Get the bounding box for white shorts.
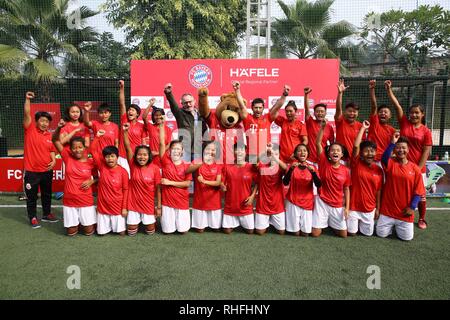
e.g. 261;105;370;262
191;209;222;229
63;206;97;228
222;214;255;230
117;157;131;178
312;196;347;231
161;206;190;233
347;209;375;236
127;210;156;226
376;214;414;241
285;199;312;233
255;212;285;231
97;213;126;235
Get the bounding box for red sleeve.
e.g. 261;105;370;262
424;128;432;146
184;163;193;181
90;140;104;169
221;165;228;186
274;115;285;127
400;114;409;130
113;122;119;140
299;122;307;136
60;148;70;161
413;167;426;196
242;114;253;129
91;121;98;133
154;166;161;185
344;167;351;187
121;114;128;125
121;168;129;210
327;123;335;144
335;115;344;125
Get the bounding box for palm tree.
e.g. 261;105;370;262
272;0;362;67
0;0;98;90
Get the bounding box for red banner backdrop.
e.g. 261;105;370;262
130;59;340;135
0;158;65;192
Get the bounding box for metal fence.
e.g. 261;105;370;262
0;76;448;158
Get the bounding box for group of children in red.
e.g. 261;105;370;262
23;79;431;241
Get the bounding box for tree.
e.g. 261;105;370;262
360;5;450;75
0;0;98;84
102;0;247;59
66;32;130;78
271;0;362;68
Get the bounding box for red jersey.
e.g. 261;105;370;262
256;163;284;214
91;120;119;155
205;111;245;164
286;165;318;210
318;152;351;208
380;159;425;222
274;116;308;163
242;113;272;156
127;160;161;215
95;159;129;215
119;114;146;158
60;148;95;207
161;152;192;210
367;115;396;162
222;163;257;216
306;117;334;163
400;115;432;173
60;122;90;148
335;115;362;158
349;156;383;213
192;163;222;211
146;123;172;168
23;124;55;172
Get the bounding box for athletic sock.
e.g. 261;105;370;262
418;201;427;221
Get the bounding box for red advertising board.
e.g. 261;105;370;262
130;59;340;135
0;158;65;192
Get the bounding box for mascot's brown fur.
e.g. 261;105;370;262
198;87;246;129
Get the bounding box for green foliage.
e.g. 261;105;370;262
0;0;99;82
102;0;247;59
66;32;130;78
271;0;362;71
360;5;450;75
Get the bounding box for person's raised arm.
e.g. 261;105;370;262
164;83;181;118
186;163;202;174
159;123;166;159
122;123;133;162
119;80;126;116
83;101;93;128
232;81;248;119
198;87;211;119
304;87;312;121
269;84;290;121
316;120;326;157
384;80;403;122
142;98;156;127
353;120;370;158
52;119;66;154
59;124;82;146
335;79;349;121
23;91;35;128
382;131;400;167
369;80;378;117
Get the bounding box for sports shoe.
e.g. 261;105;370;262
31;217;41;229
42;213;59;223
418;219;427;230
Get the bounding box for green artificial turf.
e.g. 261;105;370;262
0;195;449;300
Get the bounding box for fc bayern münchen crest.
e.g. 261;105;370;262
188;64;213;88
